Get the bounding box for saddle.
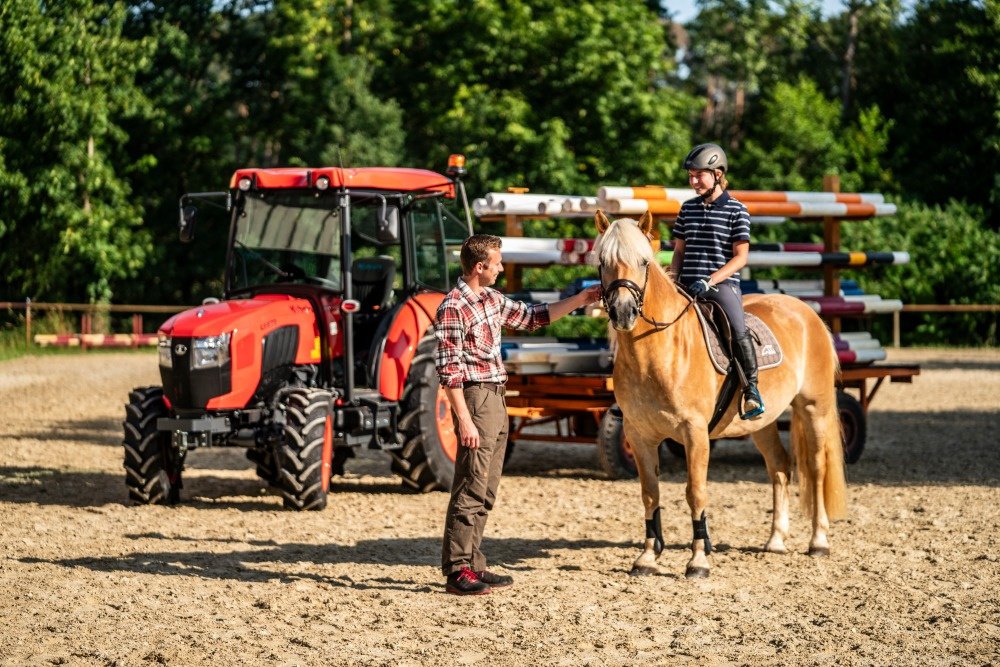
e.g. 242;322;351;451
690;299;783;432
693;303;783;374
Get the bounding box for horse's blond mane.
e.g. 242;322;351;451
594;218;655;270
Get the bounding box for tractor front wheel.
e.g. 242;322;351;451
123;386;182;504
275;388;333;510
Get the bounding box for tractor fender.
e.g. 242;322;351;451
377;292;445;401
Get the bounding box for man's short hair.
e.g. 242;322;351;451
460;234;502;275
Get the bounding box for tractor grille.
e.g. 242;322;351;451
159;336;232;409
252;326;300;403
261;325;299;374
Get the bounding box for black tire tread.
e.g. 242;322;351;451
275;388;332;510
122;386;179;505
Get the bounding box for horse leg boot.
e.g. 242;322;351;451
734;333;765;420
630;440;670;576
682;430;713;578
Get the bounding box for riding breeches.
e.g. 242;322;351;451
695;281;747;338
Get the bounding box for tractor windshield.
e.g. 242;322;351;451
231;190;343;291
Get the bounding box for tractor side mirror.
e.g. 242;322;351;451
377;206;400;243
179;205;198;243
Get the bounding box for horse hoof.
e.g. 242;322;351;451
629;565;661;577
808;546;830;557
685;566;710;579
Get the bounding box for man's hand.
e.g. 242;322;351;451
579;284;603;305
688;278;717;298
458;416;480;449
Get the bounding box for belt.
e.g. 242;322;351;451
463;381;505;395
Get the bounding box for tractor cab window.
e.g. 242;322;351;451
231;191;342;291
409;197;468;292
349;200;405;305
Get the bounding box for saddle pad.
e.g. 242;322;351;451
694;308;784;375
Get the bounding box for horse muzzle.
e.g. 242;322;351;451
605;297;639;331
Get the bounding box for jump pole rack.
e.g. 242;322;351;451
477;177;919;469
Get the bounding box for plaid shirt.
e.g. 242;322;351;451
435;277;551;388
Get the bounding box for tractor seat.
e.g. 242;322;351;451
351;255;396;313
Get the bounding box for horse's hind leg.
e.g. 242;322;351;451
750;423;791;553
791;400;836;557
630;438;669;576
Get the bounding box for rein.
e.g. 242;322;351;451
601;261;695;331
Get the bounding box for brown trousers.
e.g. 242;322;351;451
441;383;508;576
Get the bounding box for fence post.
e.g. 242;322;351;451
25;298;32;349
132;313;142;349
893;311;900;347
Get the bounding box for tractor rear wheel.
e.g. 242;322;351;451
391;334;458;492
123;386;182;504
275;388;333;510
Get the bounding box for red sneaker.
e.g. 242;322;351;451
446;567;491;595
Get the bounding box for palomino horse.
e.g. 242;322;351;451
594;210;846;578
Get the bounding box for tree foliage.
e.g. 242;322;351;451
0;0;155;303
371;0;698;193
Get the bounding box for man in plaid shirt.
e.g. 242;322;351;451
436;233;602;595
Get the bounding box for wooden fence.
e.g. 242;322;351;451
0;300;187;349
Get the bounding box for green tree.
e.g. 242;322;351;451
0;0;155;303
879;0;999;222
684;0;818;147
840;200;999;344
372;0;697;194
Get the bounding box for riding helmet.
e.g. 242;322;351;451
683;143;728;173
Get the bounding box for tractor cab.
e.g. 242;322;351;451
218;169;469;395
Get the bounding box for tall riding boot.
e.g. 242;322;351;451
733;333;765;419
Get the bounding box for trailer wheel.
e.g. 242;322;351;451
838;390;866;464
392;334;458;492
275;388;333;510
597;405;637;479
123;386;182;505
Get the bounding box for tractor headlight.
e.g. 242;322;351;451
158;334;172;368
192;333;232;368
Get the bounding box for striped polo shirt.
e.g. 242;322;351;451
671;190;751;286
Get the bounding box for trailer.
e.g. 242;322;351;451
504;361;919;479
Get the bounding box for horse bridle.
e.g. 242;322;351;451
600;261;694;330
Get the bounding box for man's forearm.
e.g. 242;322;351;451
547;292;590;321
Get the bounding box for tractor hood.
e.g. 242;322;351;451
160;294;316;339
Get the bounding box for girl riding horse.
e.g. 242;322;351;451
595;209;846;578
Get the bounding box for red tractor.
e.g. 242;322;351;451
124;159;472;509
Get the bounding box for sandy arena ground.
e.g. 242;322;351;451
1;347;998;666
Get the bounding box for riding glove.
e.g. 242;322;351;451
689;278;717;298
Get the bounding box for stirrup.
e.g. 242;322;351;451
740;386;765;420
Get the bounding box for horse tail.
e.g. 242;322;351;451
823;406;848;520
790;409;812;516
790;401;848;521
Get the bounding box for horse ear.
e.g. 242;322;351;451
595;209;610;234
638;210;655;236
